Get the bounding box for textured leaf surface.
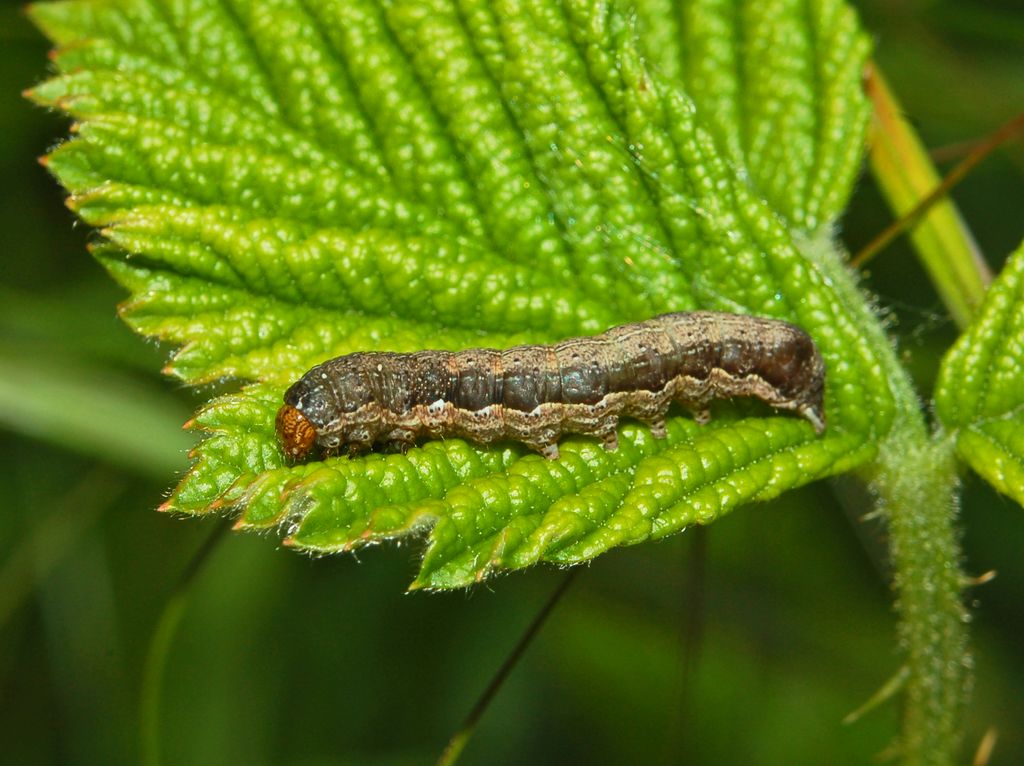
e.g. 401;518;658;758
31;0;888;587
635;0;871;231
936;242;1024;506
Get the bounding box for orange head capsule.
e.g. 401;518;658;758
276;404;317;461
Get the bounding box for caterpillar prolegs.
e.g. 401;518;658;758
276;311;826;461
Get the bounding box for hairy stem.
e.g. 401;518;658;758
802;232;970;763
874;431;969;764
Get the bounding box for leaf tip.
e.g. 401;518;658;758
475;564;496;583
207;492;236;512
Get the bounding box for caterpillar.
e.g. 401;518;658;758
276;311;826;461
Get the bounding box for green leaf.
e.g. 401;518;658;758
635;0;872;231
935;241;1024;506
30;0;890;587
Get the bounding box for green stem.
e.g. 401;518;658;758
863;66;991;329
873;432;969;764
436;571;577;766
802;233;970;764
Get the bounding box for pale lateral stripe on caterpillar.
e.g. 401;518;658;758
276;311;826;461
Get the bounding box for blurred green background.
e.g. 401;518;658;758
2;1;1022;764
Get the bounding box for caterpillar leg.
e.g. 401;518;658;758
382;428;418;454
647;418;667;439
601;430;619;451
540;442;560;461
342;437;377;458
692;408;711;425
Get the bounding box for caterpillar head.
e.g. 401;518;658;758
275;404;317;461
